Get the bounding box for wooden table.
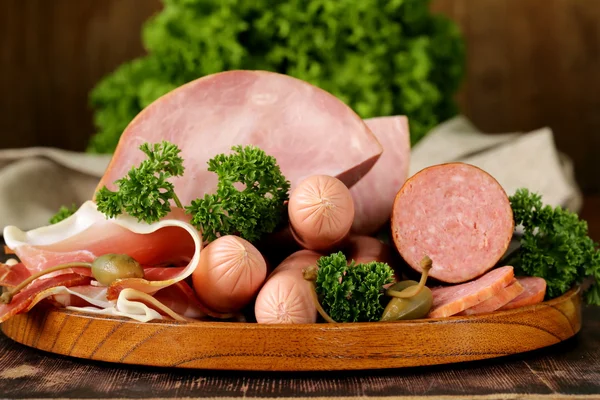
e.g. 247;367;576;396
1;196;599;399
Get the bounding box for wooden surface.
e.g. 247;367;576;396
0;0;599;193
0;287;582;372
0;305;597;399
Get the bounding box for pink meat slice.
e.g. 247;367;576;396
460;278;525;315
499;277;547;310
96;70;383;204
391;163;514;283
0;274;91;323
0;262;31;288
428;266;515;318
351;116;411;235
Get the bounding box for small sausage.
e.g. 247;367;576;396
288;175;354;252
428;266;515;318
346;235;395;264
499;277;547;310
460;279;524;315
391;163;514;284
192;235;267;313
254;250;322;324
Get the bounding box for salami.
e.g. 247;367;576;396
96;71;383;204
350;116;411;235
499;277;547;310
428;266;515;318
460;279;524;315
391;163;514;283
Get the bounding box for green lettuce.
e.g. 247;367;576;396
88;0;465;153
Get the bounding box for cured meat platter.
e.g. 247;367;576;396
0;70;596;372
1;286;581;371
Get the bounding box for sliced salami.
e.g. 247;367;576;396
391;162;514;283
428;266;515;318
460;279;524;315
499;276;547;310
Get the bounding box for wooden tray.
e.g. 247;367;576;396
1;287;582;371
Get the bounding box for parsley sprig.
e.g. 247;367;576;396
314;252;395;322
185;145;290;243
95;141;290;244
509;188;600;305
49;204;77;224
96;141;184;224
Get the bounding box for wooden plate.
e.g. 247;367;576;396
1;287;582;371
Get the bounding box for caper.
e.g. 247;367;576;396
381;280;433;321
91;254;144;286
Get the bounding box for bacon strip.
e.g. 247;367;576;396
0;274;91;323
0;262;31;288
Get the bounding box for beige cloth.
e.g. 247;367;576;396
0;116;582;231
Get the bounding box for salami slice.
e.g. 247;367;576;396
460;279;524;315
391;162;514;283
428;266;515;318
499;277;547;310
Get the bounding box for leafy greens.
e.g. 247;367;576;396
315;252;395;322
509;188;600;305
87;0;465;153
94;141;289;244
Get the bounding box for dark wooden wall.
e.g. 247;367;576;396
0;0;599;193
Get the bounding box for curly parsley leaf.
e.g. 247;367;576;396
315;251;395;322
185;145;290;243
509;188;600;305
49;204;77;224
95;141;184;224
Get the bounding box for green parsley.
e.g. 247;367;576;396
185;145;290;243
49;204;77;224
509;188;600;305
95;141;184;224
313;252;395;322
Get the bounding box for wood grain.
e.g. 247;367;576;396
0;287;582;372
0;0;599;193
0;305;598;398
430;0;600;194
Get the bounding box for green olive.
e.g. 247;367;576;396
91;254;144;286
380;280;433;321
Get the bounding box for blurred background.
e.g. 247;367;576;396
0;0;598;236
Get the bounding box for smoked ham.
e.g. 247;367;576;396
460;279;524;315
499;277;547;310
351;116;411;235
96;70;383;204
391;163;514;283
428;266;515;318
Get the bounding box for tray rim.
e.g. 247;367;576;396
25;285;580;329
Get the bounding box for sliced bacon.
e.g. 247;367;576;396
2;201;204;322
0;262;31;288
428;266;515;318
499;277;547;310
460;279;524;315
0;274;91;323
